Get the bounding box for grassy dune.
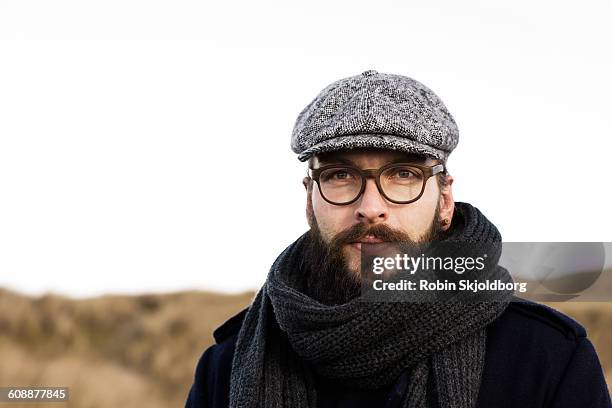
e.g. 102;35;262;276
0;288;609;407
0;289;254;407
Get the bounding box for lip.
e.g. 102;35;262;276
353;235;384;244
349;235;387;254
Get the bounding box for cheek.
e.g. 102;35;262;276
312;189;353;242
394;182;439;235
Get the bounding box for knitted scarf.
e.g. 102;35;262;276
229;202;513;408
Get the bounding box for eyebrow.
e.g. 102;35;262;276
317;154;428;166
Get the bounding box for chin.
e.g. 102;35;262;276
342;247;361;277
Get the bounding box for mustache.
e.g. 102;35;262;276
328;223;414;249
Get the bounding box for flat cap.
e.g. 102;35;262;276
291;70;459;162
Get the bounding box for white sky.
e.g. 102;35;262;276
1;0;611;297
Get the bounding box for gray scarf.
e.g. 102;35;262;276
230;202;513;408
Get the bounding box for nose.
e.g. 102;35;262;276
354;178;389;224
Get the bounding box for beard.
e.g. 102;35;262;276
302;193;448;305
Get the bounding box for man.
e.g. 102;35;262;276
186;70;611;407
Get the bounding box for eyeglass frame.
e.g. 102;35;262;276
307;162;446;205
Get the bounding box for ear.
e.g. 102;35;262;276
438;174;455;231
302;176;311;191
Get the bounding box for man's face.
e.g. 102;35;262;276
304;148;455;279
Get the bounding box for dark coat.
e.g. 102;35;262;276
185;299;611;408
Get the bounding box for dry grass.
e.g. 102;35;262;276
0;288;609;407
0;288;254;407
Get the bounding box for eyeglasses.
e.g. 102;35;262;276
308;162;445;205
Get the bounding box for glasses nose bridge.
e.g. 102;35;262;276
361;168;381;180
358;168;384;199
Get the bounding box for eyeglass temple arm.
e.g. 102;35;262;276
431;164;445;176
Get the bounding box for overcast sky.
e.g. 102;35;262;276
1;0;611;297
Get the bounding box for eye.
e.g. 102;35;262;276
333;170;348;179
384;166;423;183
397;169;415;178
390;168;417;179
320;168;358;183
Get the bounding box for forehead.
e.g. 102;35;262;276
312;148;433;166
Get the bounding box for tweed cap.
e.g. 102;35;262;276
291;70;459;162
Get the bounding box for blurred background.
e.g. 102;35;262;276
0;0;610;405
0;289;609;406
